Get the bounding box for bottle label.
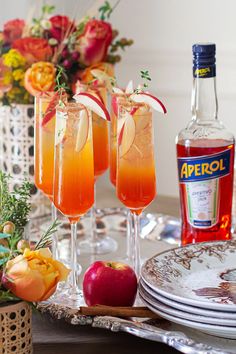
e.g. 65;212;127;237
178;149;231;228
193;65;216;78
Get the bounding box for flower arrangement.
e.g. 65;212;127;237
0;172;69;304
0;2;133;105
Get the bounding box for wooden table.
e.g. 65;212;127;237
33;187;181;354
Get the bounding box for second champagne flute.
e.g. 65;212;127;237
53;101;94;305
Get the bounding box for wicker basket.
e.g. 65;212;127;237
0;301;32;354
0;104;47;218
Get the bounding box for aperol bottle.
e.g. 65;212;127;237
176;44;235;245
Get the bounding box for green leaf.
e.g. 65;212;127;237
0;245;10;253
0;233;11;239
0;257;9;265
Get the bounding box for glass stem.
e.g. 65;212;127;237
126;210;132;261
132;212;141;277
51;203;58;259
70;222;78;293
90;184;99;246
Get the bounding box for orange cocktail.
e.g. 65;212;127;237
53;101;94;303
92;86;109;179
34;91;65;199
109;92;121;186
117;98;156;274
54;103;94;222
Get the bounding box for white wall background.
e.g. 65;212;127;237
1;0;236;197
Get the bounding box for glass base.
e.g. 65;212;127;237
48;287;85;308
79;236;117;255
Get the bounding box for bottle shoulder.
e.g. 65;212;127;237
176;118;235;145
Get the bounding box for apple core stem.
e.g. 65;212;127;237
132;212;141;277
71;221;79;293
51;202;58;259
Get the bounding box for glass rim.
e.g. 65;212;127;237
56;100;89;113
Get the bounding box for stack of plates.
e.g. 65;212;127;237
140;240;236;339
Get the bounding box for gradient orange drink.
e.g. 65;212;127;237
109;92;122;186
53;102;94;223
91;85;109;179
34;91;66;199
117;99;156;215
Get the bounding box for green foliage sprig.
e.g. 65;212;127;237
35;219;60;250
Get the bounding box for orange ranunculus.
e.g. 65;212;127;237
3;248;70;302
3;19;25;44
24;61;56;96
12;37;53;64
80;62;114;84
77;19;112;66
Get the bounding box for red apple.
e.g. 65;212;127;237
83;261;137;306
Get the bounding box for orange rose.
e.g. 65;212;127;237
24;61;56;96
12;37;53;64
3;248;70;302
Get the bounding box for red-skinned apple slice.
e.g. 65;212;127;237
73;92;110;121
76;109;89;153
130;92;167;114
125;80;134;94
55;110;67;146
112;87;124;94
118;113;135;158
41;91;59;127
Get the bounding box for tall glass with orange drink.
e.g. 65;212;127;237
34;91;66;257
76;83;117;255
53;101;94;304
117;97;156;276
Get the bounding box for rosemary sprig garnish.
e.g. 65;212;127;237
55;65;69;93
34;219;60;250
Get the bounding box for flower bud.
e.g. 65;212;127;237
41;19;52;30
2;221;15;234
48;38;58;46
17;239;30;253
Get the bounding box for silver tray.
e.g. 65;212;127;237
34;208;235;353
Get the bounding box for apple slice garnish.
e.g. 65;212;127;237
125;80;134;94
90;69;114;92
73;92;110;121
41;91;59;127
76;109;89;153
118;113;135;158
130;92;167;114
112;87;124;94
55;110;67;146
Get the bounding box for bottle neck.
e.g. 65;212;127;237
191;76;218;122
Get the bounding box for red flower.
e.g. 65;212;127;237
12;38;53;64
3;19;25;44
77;19;112;66
49;15;75;42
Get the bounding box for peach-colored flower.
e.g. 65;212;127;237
12;37;53;64
24;61;56;96
80;62;114;83
77;19;112;66
3;19;25;44
3;248;70;302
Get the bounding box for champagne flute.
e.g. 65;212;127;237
53;101;94;304
77;83;117;254
116;97;156;276
34;91;66;258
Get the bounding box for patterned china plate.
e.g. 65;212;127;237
141;240;236;311
140;278;236;319
139;283;236;326
140;293;236;339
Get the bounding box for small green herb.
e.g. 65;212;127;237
35;219;60;250
141;70;151;88
42;5;55;15
99;0;120;20
55;65;69;93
